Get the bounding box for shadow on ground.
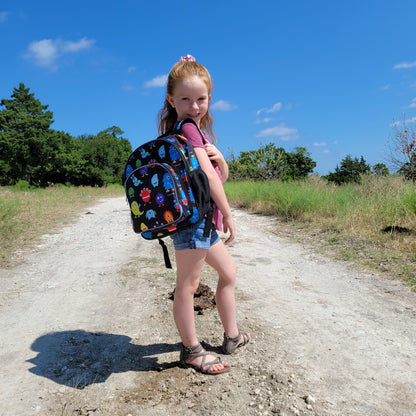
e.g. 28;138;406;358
27;330;179;389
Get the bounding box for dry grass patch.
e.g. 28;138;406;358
225;176;416;288
0;185;123;267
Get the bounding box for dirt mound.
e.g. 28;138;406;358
169;283;216;314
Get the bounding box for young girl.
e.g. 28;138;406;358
158;55;250;375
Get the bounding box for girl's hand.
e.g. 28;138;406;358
204;143;223;163
222;214;236;244
205;143;229;182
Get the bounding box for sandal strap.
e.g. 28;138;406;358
180;343;209;364
222;331;250;354
200;356;221;373
180;343;229;374
182;343;204;357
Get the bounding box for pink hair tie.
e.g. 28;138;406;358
179;54;196;62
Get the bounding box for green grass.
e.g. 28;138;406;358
1;177;415;288
225;175;416;288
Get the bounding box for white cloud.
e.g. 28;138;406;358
256;102;282;116
393;61;416;70
24;37;95;70
0;11;8;22
25;39;60;69
409;98;416;108
211;100;237;111
380;84;391;91
256;123;299;141
313;142;327;147
61;37;95;53
127;66;137;72
144;74;168;88
254;117;274;124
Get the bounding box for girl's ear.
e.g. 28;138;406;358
166;94;175;108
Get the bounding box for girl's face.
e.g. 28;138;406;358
167;75;211;127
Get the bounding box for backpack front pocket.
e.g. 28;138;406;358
125;163;190;236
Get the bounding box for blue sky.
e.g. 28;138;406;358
1;0;416;175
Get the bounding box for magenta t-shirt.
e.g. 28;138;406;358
179;122;224;232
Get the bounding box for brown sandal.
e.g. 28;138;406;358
221;331;250;354
180;343;230;375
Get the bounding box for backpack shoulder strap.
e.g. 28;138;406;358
175;118;207;145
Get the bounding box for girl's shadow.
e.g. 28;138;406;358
27;330;179;389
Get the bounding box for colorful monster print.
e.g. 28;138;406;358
126;164;133;178
124;119;211;253
188;186;196;203
172;198;180;212
151;173;159;187
156;193;165;206
169;145;181;163
163;210;174;223
140;148;150;158
140;188;151;203
180;189;188;206
190;154;199;170
158;145;165;158
180;169;189;182
139;166;148;175
132;175;142;186
146;209;156;220
189;208;199;223
162;172;174;191
131;201;143;217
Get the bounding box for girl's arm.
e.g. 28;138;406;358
204;143;229;182
194;147;235;244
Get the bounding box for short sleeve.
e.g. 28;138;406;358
181;123;209;148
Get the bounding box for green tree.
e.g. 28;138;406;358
79;126;132;186
284;147;316;180
228;144;286;180
326;155;371;185
30;130;87;186
0;83;54;185
228;143;316;181
372;163;389;176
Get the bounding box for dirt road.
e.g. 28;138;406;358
0;197;415;416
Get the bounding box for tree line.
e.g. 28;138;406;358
0;83;132;187
1;83;413;188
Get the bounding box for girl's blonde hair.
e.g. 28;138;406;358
157;60;216;143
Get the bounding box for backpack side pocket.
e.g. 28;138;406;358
189;169;211;216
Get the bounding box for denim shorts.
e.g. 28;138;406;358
171;218;220;250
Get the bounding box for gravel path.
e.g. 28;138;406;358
0;197;415;416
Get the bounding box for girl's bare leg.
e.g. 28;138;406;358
173;248;228;372
206;240;250;343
